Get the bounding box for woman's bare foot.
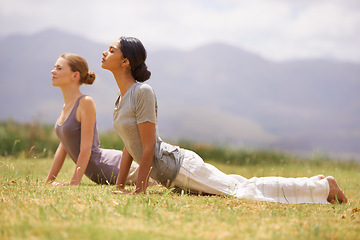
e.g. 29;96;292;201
326;176;348;204
316;174;325;180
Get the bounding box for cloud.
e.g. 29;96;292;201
1;0;359;62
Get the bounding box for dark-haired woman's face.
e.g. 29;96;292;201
102;40;124;71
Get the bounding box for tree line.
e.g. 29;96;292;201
1;119;336;166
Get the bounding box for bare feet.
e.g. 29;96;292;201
326;176;348;204
316;174;325;180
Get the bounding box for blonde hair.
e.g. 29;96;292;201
60;53;95;85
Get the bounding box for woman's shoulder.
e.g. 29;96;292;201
136;82;153;91
78;95;96;112
134;82;155;96
75;95;96;123
79;95;95;105
80;95;94;102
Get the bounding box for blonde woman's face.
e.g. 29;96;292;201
51;57;76;87
101;40;125;71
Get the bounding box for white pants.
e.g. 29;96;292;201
171;150;330;204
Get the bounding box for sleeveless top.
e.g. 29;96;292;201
113;83;184;187
55;95;122;184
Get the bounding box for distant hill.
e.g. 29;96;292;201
1;29;359;160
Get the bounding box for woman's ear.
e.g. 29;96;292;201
121;58;130;67
72;71;81;82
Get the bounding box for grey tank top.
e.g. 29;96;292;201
55;95;122;184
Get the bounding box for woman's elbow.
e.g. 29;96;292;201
143;146;155;159
79;145;92;156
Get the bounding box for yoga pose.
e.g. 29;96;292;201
102;37;347;204
46;53;154;186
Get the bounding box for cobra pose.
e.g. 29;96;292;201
102;37;347;204
46;53;157;186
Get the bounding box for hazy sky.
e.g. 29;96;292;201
1;0;360;62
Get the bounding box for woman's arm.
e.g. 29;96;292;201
70;96;96;185
45;142;67;183
135;121;156;194
115;146;133;189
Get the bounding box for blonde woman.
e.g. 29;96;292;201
46;53;153;186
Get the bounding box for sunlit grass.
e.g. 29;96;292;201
1;157;359;240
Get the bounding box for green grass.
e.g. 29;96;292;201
1;156;359;240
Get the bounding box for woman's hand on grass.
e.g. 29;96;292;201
51;182;68;186
112;189;138;195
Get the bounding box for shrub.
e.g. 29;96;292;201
0;119;58;158
176;139;298;166
99;130;124;150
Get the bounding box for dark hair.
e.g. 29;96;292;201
119;37;151;82
60;53;95;85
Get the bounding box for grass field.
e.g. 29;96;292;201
1;156;359;240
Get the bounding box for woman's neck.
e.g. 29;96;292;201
60;85;82;105
112;70;136;96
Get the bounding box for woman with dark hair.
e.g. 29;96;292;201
46;53;157;186
102;37;347;204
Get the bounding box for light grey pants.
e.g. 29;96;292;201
171;150;329;204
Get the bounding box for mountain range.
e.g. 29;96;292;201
1;29;359;160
